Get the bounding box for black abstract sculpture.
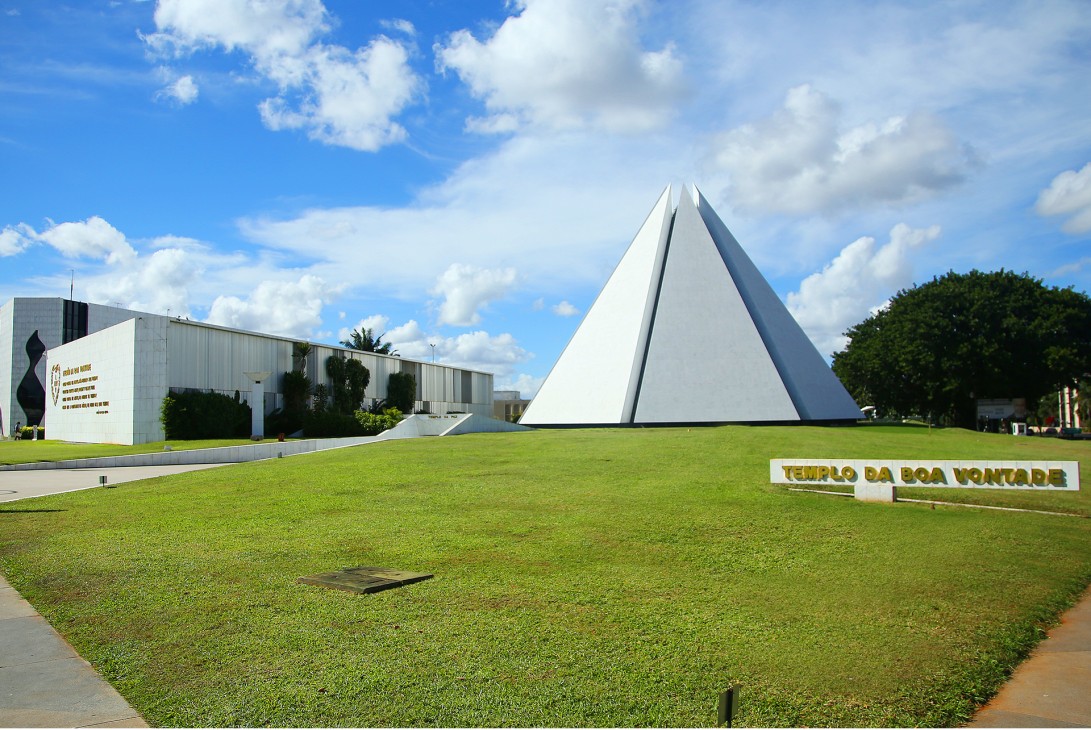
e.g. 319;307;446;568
16;330;46;427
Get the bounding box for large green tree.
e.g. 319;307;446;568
831;270;1091;428
325;355;371;414
341;327;396;355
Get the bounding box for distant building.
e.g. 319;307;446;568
1056;385;1083;431
1;297;492;444
521;185;862;427
493;390;531;423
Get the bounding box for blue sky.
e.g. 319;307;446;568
2;0;1090;397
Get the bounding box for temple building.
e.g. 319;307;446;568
521;185;862;426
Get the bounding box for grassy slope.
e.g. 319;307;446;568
0;424;1088;727
0;439;284;466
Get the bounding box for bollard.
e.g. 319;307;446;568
99;475;109;488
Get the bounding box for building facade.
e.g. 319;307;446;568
2;297;493;444
492;390;531;423
1;298;144;436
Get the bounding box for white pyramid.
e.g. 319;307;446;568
521;185;862;426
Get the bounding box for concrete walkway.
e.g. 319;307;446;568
0;574;147;728
0;414;530;476
970;586;1091;727
0;434;388;473
0;463;230;503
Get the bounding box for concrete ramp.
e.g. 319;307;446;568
385;414;532;439
0;416;531;474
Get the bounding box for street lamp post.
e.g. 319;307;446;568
430;343;436;363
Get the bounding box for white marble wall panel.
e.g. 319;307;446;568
46;319;140;444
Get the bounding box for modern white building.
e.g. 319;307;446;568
1;297;493;444
521;185;862;426
1;298;142;437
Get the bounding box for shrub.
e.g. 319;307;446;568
268;370;312;436
18;426;44;440
311;384;330;413
161;389;251;440
265;408;302;438
282;370;312;414
354;407;404;436
386;372;416;413
302;410;364;438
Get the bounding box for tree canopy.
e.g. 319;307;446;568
325;355;371;414
341;327;396;355
386;372;417;413
831;270;1091;428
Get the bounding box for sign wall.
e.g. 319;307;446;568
770;459;1080;491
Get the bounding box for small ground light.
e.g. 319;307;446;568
99;475;109;488
718;685;740;727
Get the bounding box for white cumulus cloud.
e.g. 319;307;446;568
146;0;421;151
156;74;199;105
551;300;579;316
787;222;941;357
17;216;137;265
0;224;33;256
436;0;683;133
494;373;545;400
1036;162;1091;234
335;314;530;379
86;246;201;317
145;0;328;59
257;38;420;150
430;264;518;327
206;274;336;337
380;18;416;36
713;85;973;215
440;330;530;377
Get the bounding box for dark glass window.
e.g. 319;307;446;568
62;300;89;344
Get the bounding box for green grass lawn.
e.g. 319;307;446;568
0;424;1088;727
0;438;292;466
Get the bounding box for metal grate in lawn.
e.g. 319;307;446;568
297;566;433;594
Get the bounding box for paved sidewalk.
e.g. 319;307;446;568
0;574;147;728
970;586;1091;727
0;463;230;503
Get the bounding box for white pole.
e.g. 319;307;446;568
251;388;264;438
244;371;272;440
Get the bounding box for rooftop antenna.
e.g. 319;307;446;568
69;269;74;300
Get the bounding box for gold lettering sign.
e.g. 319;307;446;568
55;362;109;415
770;459;1079;491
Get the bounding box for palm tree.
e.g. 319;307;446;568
293;342;312;376
341;327;396;355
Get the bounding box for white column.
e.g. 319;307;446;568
244;371;272;439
